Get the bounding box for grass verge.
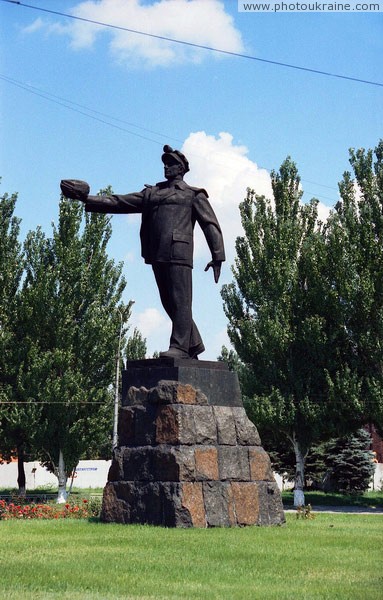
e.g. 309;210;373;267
282;490;383;508
1;513;382;600
0;486;104;496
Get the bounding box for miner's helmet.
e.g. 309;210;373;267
161;145;190;174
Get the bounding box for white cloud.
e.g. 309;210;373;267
123;250;136;263
211;327;232;359
316;200;331;224
29;0;244;68
22;18;44;34
182;131;272;266
22;17;68;37
130;307;170;356
131;307;168;337
182;131;333;265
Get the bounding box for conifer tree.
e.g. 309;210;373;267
322;429;375;494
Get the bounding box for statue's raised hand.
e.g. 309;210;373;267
60;179;90;202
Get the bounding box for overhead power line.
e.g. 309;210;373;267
0;73;339;202
0;73;167;146
2;0;382;88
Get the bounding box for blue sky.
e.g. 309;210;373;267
1;0;382;359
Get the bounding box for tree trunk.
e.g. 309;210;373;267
67;465;78;497
292;436;306;507
17;444;26;497
56;449;68;503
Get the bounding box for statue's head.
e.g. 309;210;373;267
161;145;190;177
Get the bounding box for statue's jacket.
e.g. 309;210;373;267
85;180;225;268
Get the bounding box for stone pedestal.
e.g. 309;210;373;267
101;359;285;527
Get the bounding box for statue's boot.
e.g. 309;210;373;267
188;343;205;359
159;347;190;359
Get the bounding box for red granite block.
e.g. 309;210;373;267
181;482;206;527
156;405;196;444
231;482;260;525
249;447;274;481
156;405;179;444
194;447;219;480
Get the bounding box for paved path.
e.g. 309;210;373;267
284;505;383;514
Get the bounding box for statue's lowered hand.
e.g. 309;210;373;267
204;260;222;283
60;179;90;201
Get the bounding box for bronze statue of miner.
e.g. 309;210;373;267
60;145;225;360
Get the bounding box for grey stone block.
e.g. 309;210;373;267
121;447;153;482
218;446;251;481
126;386;150;406
162;482;193;527
257;481;286;525
139;482;163;525
107;447;123;482
118;406;135;446
202;481;231;527
249;446;275;481
213;406;237;445
134;405;157;445
152;445;195;481
194;406;217;444
232;407;261;445
178;404;196;428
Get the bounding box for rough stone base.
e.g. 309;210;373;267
102;480;283;527
101;373;285;527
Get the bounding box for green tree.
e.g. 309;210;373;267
17;198;129;501
221;158;346;506
0;189;37;494
326;141;383;435
0;191;22;389
321;429;375;494
125;327;147;360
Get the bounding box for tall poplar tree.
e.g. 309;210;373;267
0;189;33;493
326;141;383;434
221;145;383;504
17;198;129;501
222;159;340;505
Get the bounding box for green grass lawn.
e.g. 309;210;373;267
1;514;382;600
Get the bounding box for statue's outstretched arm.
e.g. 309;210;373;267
60;179;144;214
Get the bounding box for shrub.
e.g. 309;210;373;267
0;498;96;520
